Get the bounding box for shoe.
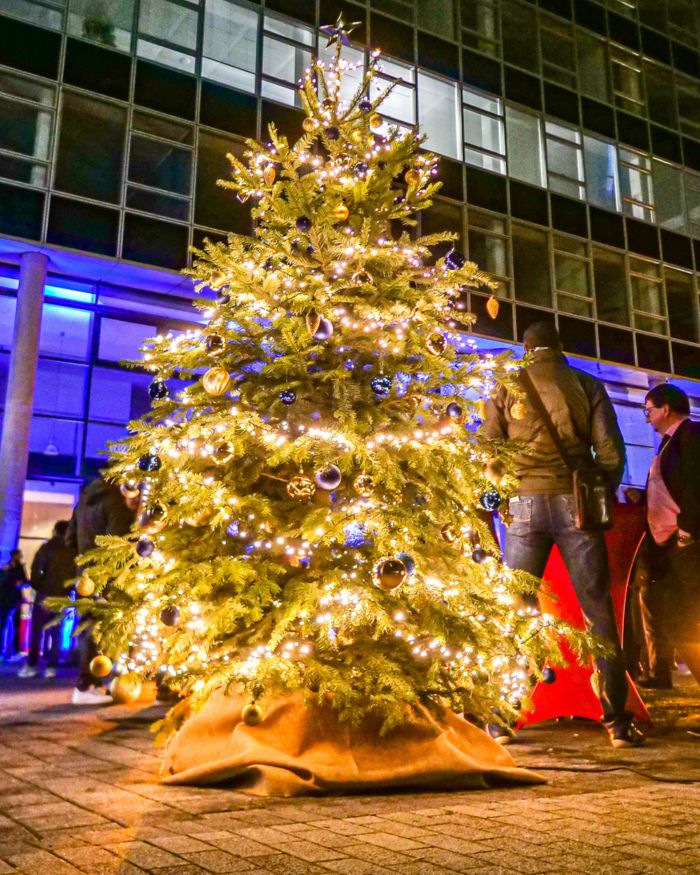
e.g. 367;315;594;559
18;665;38;678
637;676;673;690
486;723;516;745
608;721;646;748
71;687;110;705
7;652;25;663
43;667;57;678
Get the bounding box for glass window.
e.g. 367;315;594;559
668;0;700;48
653;160;686;233
665;267;698;343
460;0;499;57
417;0;456;40
33;359;87;418
89;367;152;423
67;0;136;52
619;148;654;223
500;0;538;73
583;136;620;212
540;18;576;89
630;258;666;335
511;223;551;307
684;171;700;236
0;297;17;351
84;421;129;464
644;63;677;130
463;87;505;174
98;318;157;363
553;235;592;317
0;94;53;188
0;72;55;107
371;58;416;130
467;210;510;298
611;47;644;116
139;0;198;50
262;15;314;109
39;304;92;360
2;0;64;29
55;92;127;204
677;78;700;139
128;135;192;196
577;32;609;103
417;72;460;160
195;131;250;232
30;417;83;462
505;107;544;187
318;45;365;105
545;122;584;200
638;0;666;30
593;248;629;326
202;0;258;93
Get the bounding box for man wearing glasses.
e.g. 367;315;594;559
641;384;700;690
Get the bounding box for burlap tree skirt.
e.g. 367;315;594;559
161;690;544;796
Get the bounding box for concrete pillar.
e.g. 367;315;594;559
0;252;48;562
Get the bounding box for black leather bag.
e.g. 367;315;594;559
520;370;614;531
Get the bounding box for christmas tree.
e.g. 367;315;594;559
66;24;595;743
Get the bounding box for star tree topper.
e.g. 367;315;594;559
320;13;362;47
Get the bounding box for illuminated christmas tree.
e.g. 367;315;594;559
67;23;594;746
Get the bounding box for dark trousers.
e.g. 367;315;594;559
76;625;101;690
27;603;60;669
0;605;21;655
645;536;700;685
505;493;629;726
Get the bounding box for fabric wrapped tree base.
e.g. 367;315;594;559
162;690;544;796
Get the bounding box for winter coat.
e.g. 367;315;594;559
0;561;28;609
483;348;626;496
65;478;135;555
30;536;77;603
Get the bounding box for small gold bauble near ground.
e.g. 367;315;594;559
369;112;382;129
331;203;349;222
426;332;447;355
349;128;363;143
75;575;95;597
353;474;375;497
202;366;231;396
486;295;500;319
263;165;276;186
89;655;113;678
302;117;317;133
376;557;407;592
441;523;458;543
404;169;421;187
305;312;322;336
110;673;142;704
242;702;263;726
287;474;316;501
510;401;527;420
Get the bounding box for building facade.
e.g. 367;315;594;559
0;0;699;562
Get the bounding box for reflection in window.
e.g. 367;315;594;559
644;63;677;129
138;0;199;71
511;223;551;307
593;248;628;326
583;136;619;212
677;78;700;139
417;0;456;40
89;367;152;423
467;210;510;298
39;305;92;360
67;0;136;52
84;421;129;467
684;171;700;236
29;417;83;464
2;0;64;29
668;0;700;48
540;18;575;89
0;72;54;188
506;107;545;187
460;0;499;57
611;47;644;116
619;148;654;223
577;32;609;103
417;72;460;160
545;122;584;200
653;160;686;233
203;0;258;92
33;359;87;418
500;0;538;73
630;258;666;335
463;88;505;174
127;126;192;222
98;318;157;363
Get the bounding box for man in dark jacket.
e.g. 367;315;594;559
483;322;642;748
19;521;76;678
0;549;29;661
640;384;700;690
66;477;138;704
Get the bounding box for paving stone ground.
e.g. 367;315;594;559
1;667;700;874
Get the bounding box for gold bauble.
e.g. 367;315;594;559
376;557;407;592
510;401;527;420
426;332;447;355
185;508;212;527
302;117;317;133
209;271;229;291
212;440;234;465
89;655;113;679
202;367;231;396
242;702;263;726
75;575;95;598
476;399;487;420
331;203;349;222
305;312;322;336
353;474;375;497
110;673;142;704
351;270;372;286
404;169;421;187
349;128;363;144
369;112;382;129
263;165;276;186
484;457;507;484
287;474;316;501
441;524;458;543
486;296;500;319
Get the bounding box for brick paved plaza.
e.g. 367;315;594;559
1;669;699;875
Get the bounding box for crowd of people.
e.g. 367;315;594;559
1;321;698;738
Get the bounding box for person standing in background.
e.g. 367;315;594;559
0;549;29;661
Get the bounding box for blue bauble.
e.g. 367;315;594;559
542;666;556;684
344;522;366;548
359;98;372;112
315;464;342;490
445;249;465;270
324;126;340;140
446;402;463;418
149;380;168;400
226;520;240;537
354;161;369;175
138;453;161;473
313;318;334;341
371;375;392;397
296;216;312;232
471;548;488;564
396;552;415;575
136;538;155;558
279;389;296;405
480;489;501;511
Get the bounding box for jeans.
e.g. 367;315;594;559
27;602;60;669
505;493;629;726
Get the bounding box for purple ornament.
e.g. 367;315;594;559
480;489;502;511
313;318;334;341
371;375;392;397
160;606;180;627
445;249;465;270
446;402;463;418
471;548;488;564
138;453;161;473
136;538;155;558
149;380;168;400
279;389;296;405
296;216;312;232
324;126;340;140
359;98;372;112
315;464;342;490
